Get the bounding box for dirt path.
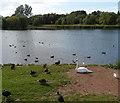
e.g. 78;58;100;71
58;66;119;96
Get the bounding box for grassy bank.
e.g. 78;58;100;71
28;24;120;30
2;64;119;102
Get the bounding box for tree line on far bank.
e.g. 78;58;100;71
1;4;120;30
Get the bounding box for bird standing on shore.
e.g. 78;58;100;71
45;68;48;73
39;79;47;85
30;70;36;77
43;64;47;68
57;92;64;102
2;90;11;97
2;90;13;103
11;64;15;70
55;60;60;65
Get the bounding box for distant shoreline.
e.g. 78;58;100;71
28;25;120;30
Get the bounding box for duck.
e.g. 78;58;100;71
23;45;26;47
35;60;39;63
72;53;76;56
41;42;44;44
87;56;91;58
102;52;106;54
27;54;30;57
43;64;47;68
2;90;11;97
57;92;64;102
30;70;36;75
24;58;27;61
45;68;48;73
50;55;54;58
11;64;15;70
39;79;47;84
55;60;60;65
35;57;38;59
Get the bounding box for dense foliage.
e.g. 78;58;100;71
1;4;120;30
2;15;28;30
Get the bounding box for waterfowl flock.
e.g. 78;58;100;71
5;40;116;102
7;38;111;66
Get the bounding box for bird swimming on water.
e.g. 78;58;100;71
50;55;54;58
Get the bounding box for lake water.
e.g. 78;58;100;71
1;30;118;65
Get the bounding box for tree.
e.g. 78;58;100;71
2;17;8;29
55;17;67;25
18;16;28;29
5;15;28;30
99;12;117;25
6;16;20;29
91;10;103;15
15;4;32;17
66;14;75;24
0;16;2;29
83;15;97;25
61;18;67;25
55;18;62;25
71;10;87;16
117;11;120;15
33;17;40;26
117;16;120;25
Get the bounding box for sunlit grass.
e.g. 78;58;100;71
2;64;118;102
2;64;74;101
100;61;120;70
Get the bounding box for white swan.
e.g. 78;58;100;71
75;59;92;73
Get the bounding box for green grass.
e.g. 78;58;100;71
100;61;120;70
43;24;120;27
2;64;74;101
2;64;119;102
63;93;118;101
28;24;120;30
85;64;98;67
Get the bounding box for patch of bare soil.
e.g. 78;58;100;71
58;66;119;96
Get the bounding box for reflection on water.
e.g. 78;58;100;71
1;30;118;65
